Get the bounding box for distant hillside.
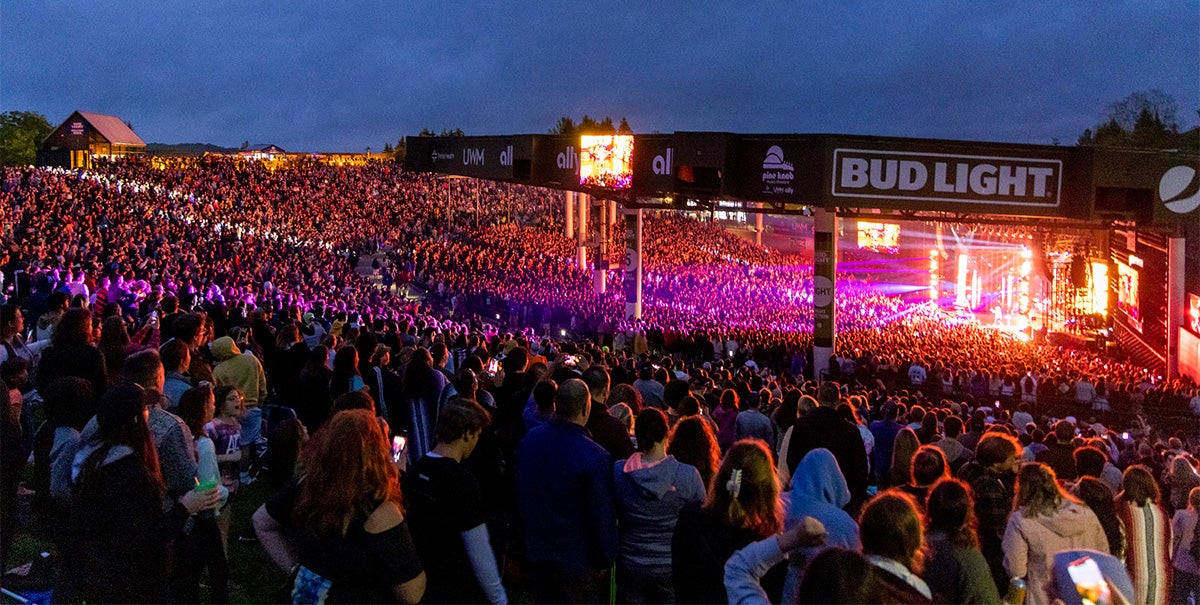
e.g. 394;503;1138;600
144;142;238;156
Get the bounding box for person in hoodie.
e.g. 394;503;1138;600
1002;462;1109;605
211;335;267;483
613;408;706;603
782;448;861;603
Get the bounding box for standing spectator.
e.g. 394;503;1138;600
1170;487;1200;605
956;432;1021;595
783;448;861;602
402;347;448;465
36;307;107;398
735;391;776;452
1002;462;1109;605
160;338;192;411
1166;456;1200;514
667;415;721;490
0;376;21;570
869;401;905;486
211;335;267;483
1115;465;1172;605
859;490;934;603
899;445;949;510
1075;477;1125;559
673;440;784;604
253;409;426;603
66;383;218;603
613;408;706;603
1035;420;1078;481
173;385;230;603
405;398;507;604
296;345;333;432
634;365;665;410
787;382;868;514
582;365;636;462
712;388;740;451
922;478;1002;604
889;428;921;491
515;378;616;603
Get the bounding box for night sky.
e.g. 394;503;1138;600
3;1;1197;152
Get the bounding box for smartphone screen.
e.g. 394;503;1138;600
391;435;407;462
1067;557;1111;605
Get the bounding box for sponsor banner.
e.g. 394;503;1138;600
406;136;518;180
732;138;823;203
832;148;1063;209
630;134;675;194
531;135;581;188
1154;162;1200;224
623;210;643;319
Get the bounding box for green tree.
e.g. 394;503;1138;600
383;142;393;154
550;117;577;137
394;137;406;163
0;111;53;166
1079;89;1188;150
618;117;633;135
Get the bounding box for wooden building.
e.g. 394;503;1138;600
38;110;146;168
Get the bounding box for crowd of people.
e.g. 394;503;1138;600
0;154;1198;604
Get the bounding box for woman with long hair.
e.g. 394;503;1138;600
899;445;949;509
36;307;107;397
1170;486;1200;605
889;428;921;490
1002;462;1108;605
174;385;230;603
667;415;721;490
672;439;783;603
296;344;333;432
1075;477;1125;558
1166;455;1200;514
1115;465;1172;605
402;347;447;464
253;409;426;603
67;383;218;602
922;478;1001;604
329;345;367;400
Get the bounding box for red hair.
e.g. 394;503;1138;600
294;409;401;537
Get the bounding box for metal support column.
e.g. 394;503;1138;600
564;190;575;240
576;192;589;270
813;208;837;380
1168;236;1185;378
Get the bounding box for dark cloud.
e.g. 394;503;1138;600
3;1;1196;150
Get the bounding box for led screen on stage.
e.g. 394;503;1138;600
580;135;633;189
857;221;900;254
1116;260;1141;332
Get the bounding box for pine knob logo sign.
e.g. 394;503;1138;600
1160;165;1200;214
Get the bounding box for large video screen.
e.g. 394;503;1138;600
579;135;633;189
1116;260;1141;332
857;221;900;254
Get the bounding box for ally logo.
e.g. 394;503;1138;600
1160;165;1200;214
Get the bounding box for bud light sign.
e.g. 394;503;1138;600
832;149;1062;208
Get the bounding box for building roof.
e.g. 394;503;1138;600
75;111;146;147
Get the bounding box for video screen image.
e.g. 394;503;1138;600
1116;260;1141;332
857;221;900;254
579;135;633;189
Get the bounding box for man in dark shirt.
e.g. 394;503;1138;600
955;431;1020;595
581;366;635;462
404;398;507;604
1035;419;1078;481
516;379;617;603
787;382;868;514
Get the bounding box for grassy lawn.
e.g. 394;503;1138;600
6;478;284;604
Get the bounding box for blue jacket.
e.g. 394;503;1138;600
613;453;706;574
516;418;617;575
783;448;861;602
